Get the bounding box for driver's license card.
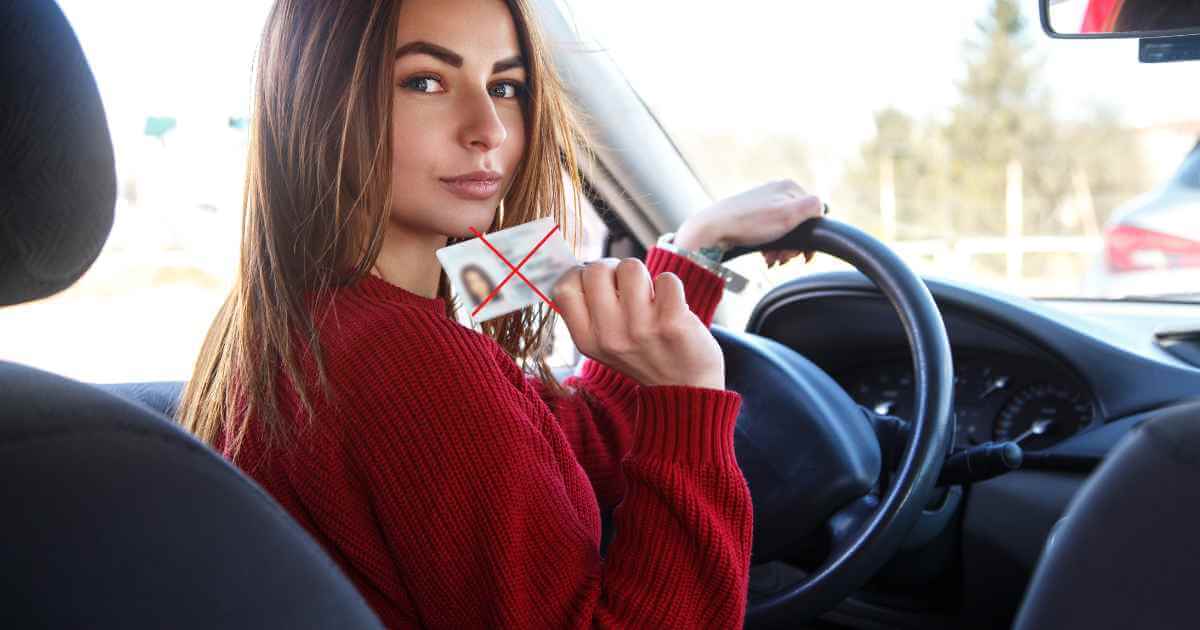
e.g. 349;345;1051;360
436;217;579;324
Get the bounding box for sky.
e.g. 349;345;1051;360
55;1;272;144
561;0;1200;139
55;0;1200;166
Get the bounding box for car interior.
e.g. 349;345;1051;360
3;0;1199;628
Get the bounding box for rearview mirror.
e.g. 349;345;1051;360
1041;0;1200;38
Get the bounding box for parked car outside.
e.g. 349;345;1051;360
1087;139;1200;298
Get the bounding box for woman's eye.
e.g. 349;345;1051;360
490;81;525;99
402;76;444;93
400;76;524;98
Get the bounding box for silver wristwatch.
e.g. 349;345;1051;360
656;232;750;294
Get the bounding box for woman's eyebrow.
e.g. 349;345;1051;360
394;41;524;73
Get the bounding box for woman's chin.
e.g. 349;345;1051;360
446;225;486;241
448;209;499;237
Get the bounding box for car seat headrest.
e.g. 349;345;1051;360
0;0;116;307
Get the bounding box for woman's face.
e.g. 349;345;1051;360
463;267;494;303
389;0;527;241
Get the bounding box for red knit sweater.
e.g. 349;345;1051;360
221;246;753;629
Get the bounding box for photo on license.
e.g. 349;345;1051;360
436;217;579;326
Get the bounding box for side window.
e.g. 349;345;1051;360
545;177;608;372
0;3;267;384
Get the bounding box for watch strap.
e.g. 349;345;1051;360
656;232;749;294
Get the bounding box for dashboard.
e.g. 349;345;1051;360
736;270;1200;628
835;353;1096;451
734;268;1200;624
743;270;1200;460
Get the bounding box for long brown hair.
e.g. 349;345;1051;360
177;0;590;460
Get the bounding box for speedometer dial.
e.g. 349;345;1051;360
993;383;1094;450
842;359;1012;448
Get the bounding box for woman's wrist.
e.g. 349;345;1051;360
673;219;728;254
656;219;751;295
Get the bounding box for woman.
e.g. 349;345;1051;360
177;0;824;627
460;262;503;308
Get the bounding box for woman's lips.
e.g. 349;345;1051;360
440;177;501;201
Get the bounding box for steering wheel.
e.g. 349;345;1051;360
716;217;955;626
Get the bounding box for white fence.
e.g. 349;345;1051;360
893;235;1104;277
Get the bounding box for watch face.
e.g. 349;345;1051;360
697;246;725;263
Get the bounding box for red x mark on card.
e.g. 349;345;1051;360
468;224;563;317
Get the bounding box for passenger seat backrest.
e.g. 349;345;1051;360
1013;399;1200;630
0;362;384;628
0;2;383;627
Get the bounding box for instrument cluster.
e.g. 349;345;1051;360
837;353;1096;451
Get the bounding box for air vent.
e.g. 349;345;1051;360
1156;328;1200;367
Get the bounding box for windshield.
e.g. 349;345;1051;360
566;0;1200;305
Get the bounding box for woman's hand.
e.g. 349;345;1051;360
552;258;725;391
674;179;825;268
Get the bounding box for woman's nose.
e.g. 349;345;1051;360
458;91;508;152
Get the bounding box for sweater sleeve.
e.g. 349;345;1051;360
643;244;729;328
519;359;640;513
336;318;754;629
518;246;732;510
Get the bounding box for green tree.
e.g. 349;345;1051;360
840;0;1148;245
837;108;951;239
942;0;1057;236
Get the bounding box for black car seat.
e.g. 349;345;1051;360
0;2;383;628
1013;399;1200;630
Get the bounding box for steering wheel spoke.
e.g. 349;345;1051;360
826;494;881;559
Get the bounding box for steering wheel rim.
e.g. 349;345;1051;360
720;217;955;626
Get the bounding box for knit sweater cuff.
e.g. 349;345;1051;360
630;385;743;467
645;246;726;327
576;358;641;409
